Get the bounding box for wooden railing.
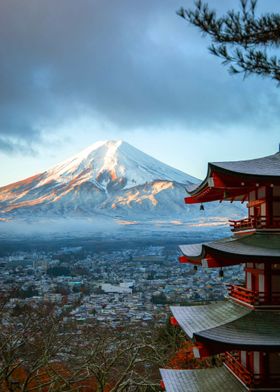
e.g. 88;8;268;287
225;352;253;386
228;284;280;306
229;217;254;231
229;216;280;232
228;285;256;305
225;352;280;388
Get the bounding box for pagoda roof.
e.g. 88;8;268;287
171;301;280;350
185;152;280;203
179;232;280;265
160;367;246;392
211;152;280;177
171;301;249;339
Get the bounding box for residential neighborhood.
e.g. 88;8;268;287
0;244;244;327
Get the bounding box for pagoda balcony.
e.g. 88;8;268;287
225;352;255;387
229;216;280;232
225;352;280;389
228;284;280;307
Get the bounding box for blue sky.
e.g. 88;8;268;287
0;0;280;186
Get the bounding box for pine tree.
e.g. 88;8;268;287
177;0;280;82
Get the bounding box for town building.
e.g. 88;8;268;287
160;151;280;391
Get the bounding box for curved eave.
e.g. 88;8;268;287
170;301;250;339
210;151;280;178
179;244;205;261
185;168;249;204
204;245;280;263
160;367;247;392
197;335;280;352
185;164;212;201
171;302;280;352
209;164;280;181
178;244;239;267
179;234;280;266
179;243;241;267
197;310;280;350
185;154;280;204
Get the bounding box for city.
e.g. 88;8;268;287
0;242;244;328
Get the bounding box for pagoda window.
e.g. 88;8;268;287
241;350;247;367
273;186;280;197
253;352;260;376
246;271;252;290
273;200;280;215
272;186;280;226
258;187;266;222
269;353;280;376
245;263;266;299
272;275;280;290
272;263;280;271
249;190;256;218
258;274;265;296
265;264;280;305
249;190;256;201
258;186;266;199
260;202;266;217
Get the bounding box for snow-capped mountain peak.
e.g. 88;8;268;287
0;140;245;223
36;140;199;191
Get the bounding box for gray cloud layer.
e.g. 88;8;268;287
0;0;279;153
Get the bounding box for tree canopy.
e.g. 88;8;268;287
178;0;280;82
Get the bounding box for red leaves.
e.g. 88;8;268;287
167;341;213;369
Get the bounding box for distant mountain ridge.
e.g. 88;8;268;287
0;140;244;222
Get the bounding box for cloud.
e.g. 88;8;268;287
0;137;37;155
0;0;279;154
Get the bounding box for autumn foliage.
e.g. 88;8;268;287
167;339;223;370
0;295;172;391
0;363;109;391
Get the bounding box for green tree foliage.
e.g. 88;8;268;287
178;0;280;81
151;292;168;305
47;266;70;277
18;285;39;299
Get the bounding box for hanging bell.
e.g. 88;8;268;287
200;203;205;211
219;268;224;278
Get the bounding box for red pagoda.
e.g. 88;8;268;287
160;151;280;391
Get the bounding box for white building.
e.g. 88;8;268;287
101;283;132;294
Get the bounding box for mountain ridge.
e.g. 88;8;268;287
0;140;244;223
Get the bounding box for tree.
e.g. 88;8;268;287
177;0;280;82
167;340;222;370
68;326;163;392
151;293;168;305
0;298;72;392
0;293;180;392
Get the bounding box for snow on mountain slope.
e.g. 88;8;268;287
0;140;245;222
36;140;199;189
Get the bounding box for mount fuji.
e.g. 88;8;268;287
0;140;244;226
